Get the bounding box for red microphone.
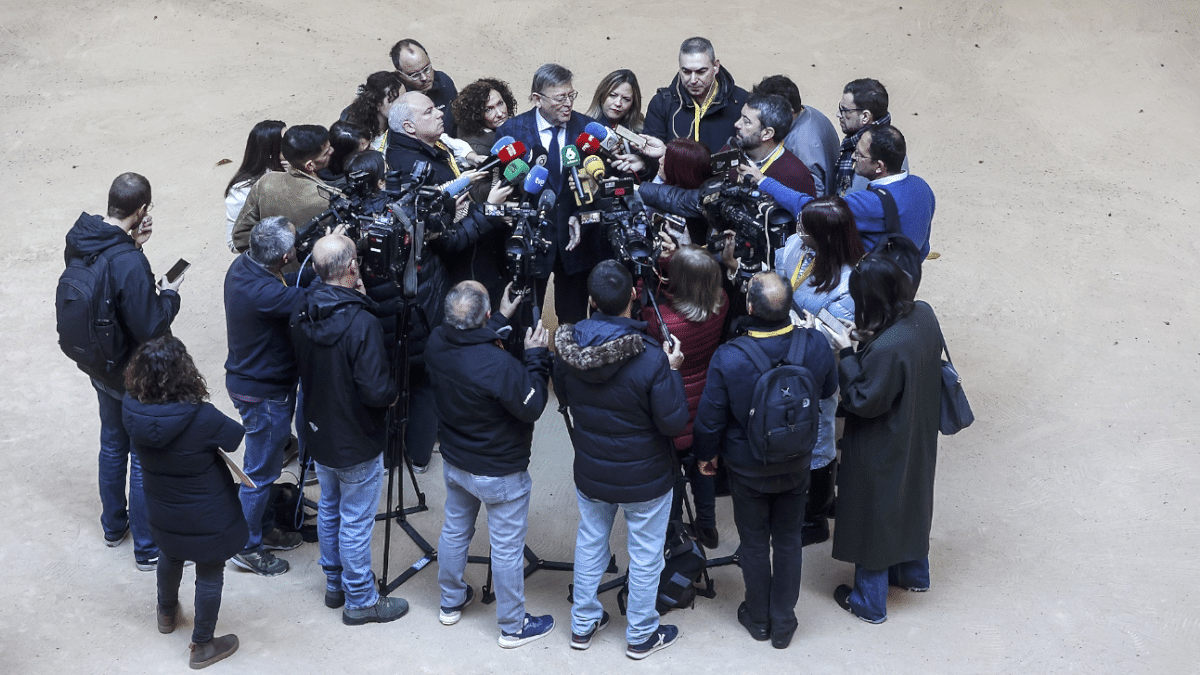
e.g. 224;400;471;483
476;141;529;173
576;133;619;163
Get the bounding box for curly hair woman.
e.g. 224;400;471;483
344;71;405;153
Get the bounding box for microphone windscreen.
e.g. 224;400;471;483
538;188;556;211
584;121;611;141
578;136;602;156
503;158;530;183
561;144;582;169
582;155;606;180
524;165;549;194
442;174;473;197
490;135;515;155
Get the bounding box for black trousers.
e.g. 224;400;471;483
534;255;591;326
158;556;226;643
728;470;807;636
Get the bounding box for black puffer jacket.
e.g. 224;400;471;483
63;212;180;391
291;282;397;468
123;398;247;562
553;313;688;503
425;313;552;477
643;67;748;153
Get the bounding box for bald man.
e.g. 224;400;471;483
693;271;837;649
424;280;555;647
291;235;407;625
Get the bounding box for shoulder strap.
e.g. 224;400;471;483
784;328;809;366
729;335;772;374
868;186;902;235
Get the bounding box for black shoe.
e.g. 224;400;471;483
570;611;610;650
737;602;768;642
695;526;719;550
105;525;130;548
438;586;475;625
325;589;345;609
231;550;289;576
261;528;303;551
770;626;796;649
189;634;238;669
343;596;409;625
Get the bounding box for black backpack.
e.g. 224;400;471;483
730;330;821;466
616;519;711;616
56;243;137;384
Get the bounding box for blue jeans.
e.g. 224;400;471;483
848;558;931;622
438;463;532;634
230;391;295;552
315;455;384;610
572;488;672;644
93;379;156;561
158;556;225;643
728;471;806;635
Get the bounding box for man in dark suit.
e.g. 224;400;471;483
495;63;602;325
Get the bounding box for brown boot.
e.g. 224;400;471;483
189;634;239;670
157;604;178;634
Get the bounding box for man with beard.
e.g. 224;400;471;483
832;78;906;196
644;37;748;153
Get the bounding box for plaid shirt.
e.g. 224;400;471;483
834;112;892;196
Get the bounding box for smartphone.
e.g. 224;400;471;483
613;124;644;147
817;308;845;336
165;258;190;283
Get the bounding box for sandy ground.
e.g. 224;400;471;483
3;0;1199;672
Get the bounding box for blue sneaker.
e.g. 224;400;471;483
626;624;679;660
497;613;554;648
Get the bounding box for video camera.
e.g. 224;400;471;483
578;177;656;271
482;189;554;298
699;178;795;285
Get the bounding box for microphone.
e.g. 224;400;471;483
476;139;526;173
503;158;531;185
576;132;621;163
526;145;549;171
523;164;549;196
561;144;592;206
537;188;556;221
438;174;473;198
584;122;619;151
582;154;607;182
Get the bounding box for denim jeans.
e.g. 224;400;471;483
315;455;384;611
229;390;295;552
728;470;807;635
812;395;838;469
848;558;930;622
572;488;672;644
93;379;156;561
158;556;225;643
438;463;532;634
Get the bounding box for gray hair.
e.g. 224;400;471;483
444;282;489;330
313;235;355;282
388;92;421;132
680;37;716;62
249;216;295;266
531;63;573;96
745;94;793;142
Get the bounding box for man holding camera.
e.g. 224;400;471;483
223;216;308;576
424;281;555;648
62;172;182;571
291;234;408;625
694;271;837;649
553;261;688;660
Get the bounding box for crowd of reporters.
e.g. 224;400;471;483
63;33;951;668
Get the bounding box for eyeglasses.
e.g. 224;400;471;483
537;90;578;107
837;106;864;117
146;202;155;212
401;63;433;81
852;149;874;162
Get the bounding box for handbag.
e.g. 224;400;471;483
938;332;974;434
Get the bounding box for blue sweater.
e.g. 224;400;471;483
760;172;936;257
223;253;307;398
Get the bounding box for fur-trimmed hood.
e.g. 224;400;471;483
554;314;650;384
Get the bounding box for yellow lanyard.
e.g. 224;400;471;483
790;250;815;289
757;144;784;175
435;141;462;178
746;325;795;339
692;80;720;141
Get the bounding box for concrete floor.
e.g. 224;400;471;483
3;0;1199;672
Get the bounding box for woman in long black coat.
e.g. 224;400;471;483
826;254;942;624
122;335;247;669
